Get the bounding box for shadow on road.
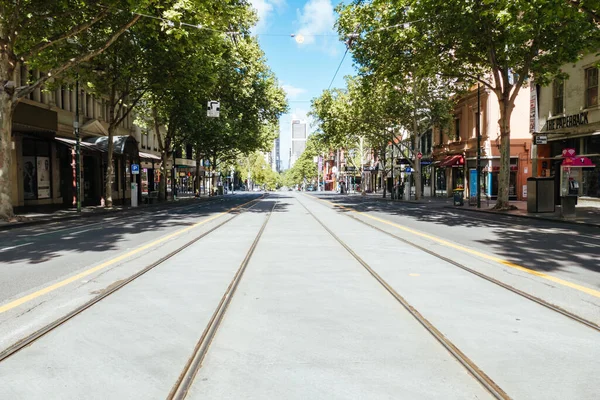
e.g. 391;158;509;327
313;193;600;278
0;194;280;265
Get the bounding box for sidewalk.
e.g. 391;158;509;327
352;191;600;228
0;193;214;231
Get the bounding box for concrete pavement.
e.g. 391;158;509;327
0;192;598;399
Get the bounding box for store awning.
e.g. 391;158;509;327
562;156;596;167
55;137;105;152
439;155;464;167
84;135;137;154
140;151;161;161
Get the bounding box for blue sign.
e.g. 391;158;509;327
469;169;477;198
204;160;211;167
131;164;140;174
405;167;412;173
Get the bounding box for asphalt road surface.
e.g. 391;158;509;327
0;192;598;399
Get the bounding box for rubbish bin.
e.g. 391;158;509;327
527;177;555;213
217;186;224;195
453;189;464;206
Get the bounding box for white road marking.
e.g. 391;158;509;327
0;242;33;252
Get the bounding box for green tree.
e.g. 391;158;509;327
0;1;147;219
78;29;148;207
338;0;600;208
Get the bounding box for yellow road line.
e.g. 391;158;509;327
313;196;600;299
0;197;260;314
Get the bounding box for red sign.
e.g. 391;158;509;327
417;152;423;159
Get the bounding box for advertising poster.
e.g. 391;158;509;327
469;169;478;205
23;156;37;200
37;157;51;199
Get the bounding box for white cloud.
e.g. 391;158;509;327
296;0;337;52
281;84;307;99
250;0;286;33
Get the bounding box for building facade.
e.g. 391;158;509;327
9;67;140;210
8;67;198;211
432;83;532;201
290;120;307;168
533;52;600;202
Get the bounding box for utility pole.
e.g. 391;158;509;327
476;81;482;208
74;75;81;213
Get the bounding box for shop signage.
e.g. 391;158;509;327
535;135;548;145
546;112;588;131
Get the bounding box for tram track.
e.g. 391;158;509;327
308;195;600;333
0;195;266;363
168;200;277;400
296;195;511;399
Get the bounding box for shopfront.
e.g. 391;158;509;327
484;163;518;200
438;155;465;196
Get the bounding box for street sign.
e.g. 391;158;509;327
535;135;548;145
131;164;140;174
204;160;211;167
417;152;422;159
207;101;220;118
405;167;412;173
332;166;338;174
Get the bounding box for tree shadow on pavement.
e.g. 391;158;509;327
315;193;600;280
0;194;275;266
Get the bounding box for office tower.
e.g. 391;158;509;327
290;120;307;168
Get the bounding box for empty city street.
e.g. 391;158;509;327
1;193;599;399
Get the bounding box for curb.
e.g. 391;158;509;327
0;196;224;232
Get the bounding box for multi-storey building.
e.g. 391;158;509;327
533;52;600;202
290;120;307;168
8;67;196;211
432;83;532;201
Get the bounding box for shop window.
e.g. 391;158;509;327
22;139;51;200
553;79;564;115
585;67;598;108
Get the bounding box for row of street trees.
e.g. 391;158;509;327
308;0;599;208
0;1;287;219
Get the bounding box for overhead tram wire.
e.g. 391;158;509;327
96;3;425;40
327;47;349;91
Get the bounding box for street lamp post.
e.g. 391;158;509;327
476;81;482;208
74;75;81;213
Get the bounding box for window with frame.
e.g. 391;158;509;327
453;118;460;141
553;79;564;115
585;67;598;108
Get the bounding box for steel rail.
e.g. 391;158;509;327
297;196;510;400
313;196;600;333
168;201;277;400
0;195;266;363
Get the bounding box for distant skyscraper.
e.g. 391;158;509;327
290;120;307;168
272;136;280;172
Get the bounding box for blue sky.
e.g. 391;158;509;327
250;0;355;169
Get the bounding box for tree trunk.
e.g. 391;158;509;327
0;92;14;220
413;105;423;201
105;125;115;207
195;148;201;196
105;88;116;207
0;46;17;220
212;155;218;194
381;146;387;198
494;93;513;210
